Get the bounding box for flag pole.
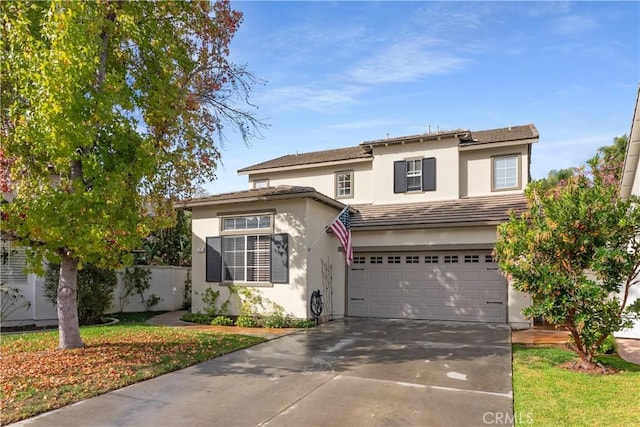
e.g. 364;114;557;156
307;205;348;252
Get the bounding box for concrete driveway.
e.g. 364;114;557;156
13;318;513;427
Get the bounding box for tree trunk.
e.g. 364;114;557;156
57;254;84;349
568;328;596;370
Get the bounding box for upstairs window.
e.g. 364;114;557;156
254;180;269;189
394;158;436;193
406;160;422;191
493;155;520;191
335;171;354;199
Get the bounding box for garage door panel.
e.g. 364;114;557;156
461;271;482;281
369;271;385;281
484;290;503;300
349;251;506;323
351;288;367;299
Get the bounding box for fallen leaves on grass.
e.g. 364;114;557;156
0;327;264;425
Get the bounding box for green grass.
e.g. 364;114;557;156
111;310;164;324
1;315;265;425
513;345;640;426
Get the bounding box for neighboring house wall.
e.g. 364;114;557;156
617;86;640;339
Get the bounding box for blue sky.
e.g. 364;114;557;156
204;1;639;195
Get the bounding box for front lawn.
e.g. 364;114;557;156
512;345;640;426
0;315;265;425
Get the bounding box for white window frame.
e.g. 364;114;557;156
335;170;354;199
253;179;269;189
222;234;271;283
221;214;272;233
492;155;521;191
406;159;422;191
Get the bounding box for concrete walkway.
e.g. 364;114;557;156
616;339;640;365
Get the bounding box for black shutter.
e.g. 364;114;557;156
394;160;407;193
422;157;436;191
270;233;289;284
206;237;222;282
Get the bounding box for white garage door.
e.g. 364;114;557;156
349;252;506;323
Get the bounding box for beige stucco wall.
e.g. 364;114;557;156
459;144;530;198
508;284;532;329
304;199;346;319
247;140;530;205
248;161;373;204
369;139;460;204
190;198;343;319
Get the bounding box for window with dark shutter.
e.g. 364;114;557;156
422;157;436;191
394;160;408;193
270;233;289;283
394;158;436;192
206;237;222;282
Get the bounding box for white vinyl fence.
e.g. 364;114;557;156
1;265;189;327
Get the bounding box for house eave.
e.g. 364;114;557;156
620;85;640;201
351;221;504;232
179;187;355;213
458;138;538;151
360;131;469;149
238;157;372;176
352;243;496;252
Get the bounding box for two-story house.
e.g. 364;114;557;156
183;124;538;329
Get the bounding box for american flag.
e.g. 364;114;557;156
329;206;353;266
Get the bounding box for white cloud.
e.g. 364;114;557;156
346;37;467;85
256;85;364;113
553;14;598;36
328;119;401;130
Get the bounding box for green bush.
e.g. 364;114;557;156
180;312;213;324
211;316;234;326
44;263;117;325
291;319;316;329
235;316;257;328
261;314;289;328
598;335;617;355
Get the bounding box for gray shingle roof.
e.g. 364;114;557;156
461;124;539;146
238;146;371;173
239;124;538;172
351;194;527;229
